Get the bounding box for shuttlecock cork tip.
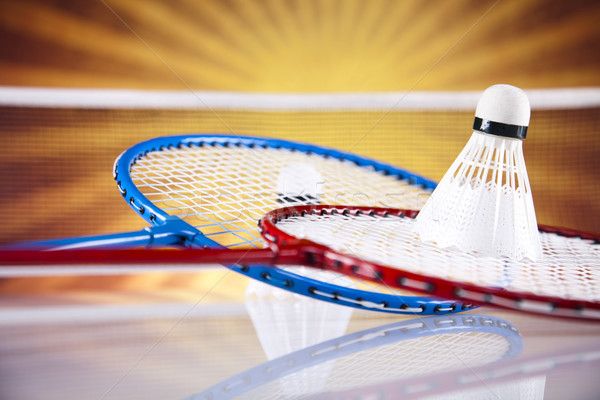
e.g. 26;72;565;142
474;84;530;140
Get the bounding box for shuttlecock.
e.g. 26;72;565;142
276;162;323;205
247;161;349;396
245;289;353;397
246;161;342;296
414;84;542;261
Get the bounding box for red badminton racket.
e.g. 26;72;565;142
1;205;599;320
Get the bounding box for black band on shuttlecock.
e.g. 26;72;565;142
473;117;528;139
277;194;320;205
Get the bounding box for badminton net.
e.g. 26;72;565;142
0;87;598;245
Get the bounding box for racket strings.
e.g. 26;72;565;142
275;212;600;302
132;145;429;220
129;143;431;294
236;330;514;399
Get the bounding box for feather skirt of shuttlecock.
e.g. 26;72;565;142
414;132;542;261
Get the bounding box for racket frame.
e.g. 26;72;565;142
185;314;523;400
3;203;598;320
256;205;600;320
11;134;467;315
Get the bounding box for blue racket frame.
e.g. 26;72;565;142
185;314;522;400
114;134;473;315
15;134;475;315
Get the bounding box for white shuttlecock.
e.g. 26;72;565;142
414;84;542;261
245;290;353;397
276;162;323;205
248;161;348;396
246;161;329;298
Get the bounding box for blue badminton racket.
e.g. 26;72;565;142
306;342;600;400
183;314;523;400
4;134;470;315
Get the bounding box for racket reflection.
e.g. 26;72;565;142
185;314;523;400
306;343;600;400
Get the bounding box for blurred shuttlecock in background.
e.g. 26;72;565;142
414;84;542;261
246;161;353;396
247;160;354;298
276;162;323;205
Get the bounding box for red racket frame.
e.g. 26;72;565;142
1;205;598;321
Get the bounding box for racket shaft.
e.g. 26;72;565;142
1;217;214;251
2;231;163;250
1;248;599;321
0;247;311;268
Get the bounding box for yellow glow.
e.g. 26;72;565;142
0;0;598;91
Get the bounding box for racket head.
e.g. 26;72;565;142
113;134;468;314
305;343;600;400
187;314;523;400
257;204;600;320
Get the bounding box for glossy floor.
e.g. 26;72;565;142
1;269;599;400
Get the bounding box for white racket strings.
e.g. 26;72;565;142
274;211;600;304
129;143;430;292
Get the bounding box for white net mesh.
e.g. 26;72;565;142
414;132;542;261
275;211;600;303
1;88;598;245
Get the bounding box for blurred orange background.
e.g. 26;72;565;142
0;0;598;300
1;0;599;91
